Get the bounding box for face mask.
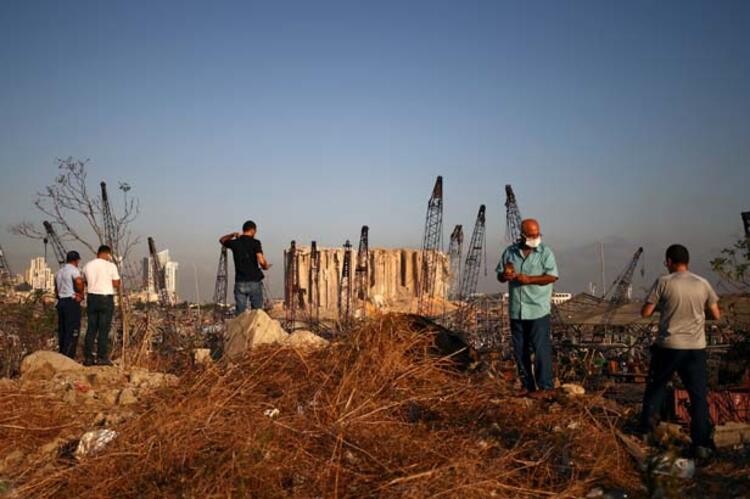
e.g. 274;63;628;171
524;237;542;248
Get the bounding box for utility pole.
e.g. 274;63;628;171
599;242;606;299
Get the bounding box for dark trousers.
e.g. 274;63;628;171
57;298;81;359
84;294;115;361
510;315;554;391
640;347;713;449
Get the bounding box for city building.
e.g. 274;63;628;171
142;249;179;304
24;257;54;293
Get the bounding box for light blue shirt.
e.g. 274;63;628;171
55;263;81;299
496;242;559;320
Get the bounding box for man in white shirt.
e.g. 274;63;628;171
54;250;85;359
82;245;121;366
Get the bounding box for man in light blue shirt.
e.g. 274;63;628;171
55;250;85;359
497;219;559;395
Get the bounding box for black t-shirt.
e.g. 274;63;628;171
224;236;264;282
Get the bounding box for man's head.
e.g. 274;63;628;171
66;250;81;267
242;220;257;236
665;244;689;272
520;219;542;248
97;245;113;261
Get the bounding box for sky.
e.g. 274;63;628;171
1;0;748;302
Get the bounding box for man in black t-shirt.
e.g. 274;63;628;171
219;220;271;314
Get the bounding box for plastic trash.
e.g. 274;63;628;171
75;429;117;459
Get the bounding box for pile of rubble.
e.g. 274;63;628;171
1;314;645;498
0;310;747;497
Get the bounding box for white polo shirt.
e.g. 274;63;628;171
83;258;120;296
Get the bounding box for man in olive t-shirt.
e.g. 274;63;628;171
640;244;721;458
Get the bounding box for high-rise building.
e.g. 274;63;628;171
25;257;54;292
142;249;179;303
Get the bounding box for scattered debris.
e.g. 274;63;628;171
284;330;329;350
263;408;280;419
75;429;118;459
561;383;586;396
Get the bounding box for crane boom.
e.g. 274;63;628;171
43;221;68;266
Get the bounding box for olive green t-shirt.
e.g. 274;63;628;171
646;271;719;350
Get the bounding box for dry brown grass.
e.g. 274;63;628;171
3;314;641;498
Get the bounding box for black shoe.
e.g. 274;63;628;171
83;358;95;366
98;358;114;366
690;445;715;463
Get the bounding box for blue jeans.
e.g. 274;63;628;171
510;315;554;391
234;281;264;315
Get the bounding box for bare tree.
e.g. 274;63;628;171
11;157;141;267
711;238;750;293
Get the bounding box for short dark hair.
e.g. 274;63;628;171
242;220;257;232
666;244;689;265
97;245;112;255
65;250;81;263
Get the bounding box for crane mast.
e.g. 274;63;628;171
417;176;444;317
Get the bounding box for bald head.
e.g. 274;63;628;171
521;219;540;238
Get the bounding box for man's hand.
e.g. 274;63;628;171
516;274;532;285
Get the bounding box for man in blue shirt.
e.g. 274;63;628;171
497;219;559;396
54;250;85;359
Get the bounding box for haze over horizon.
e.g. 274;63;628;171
1;1;748;302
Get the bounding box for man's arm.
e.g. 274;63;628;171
111;264;121;289
706;303;721;320
257;253;271;270
219;232;240;246
641;302;657;318
73;276;84;294
515;249;558;285
515;274;558;285
496;249;514;282
641;279;662;318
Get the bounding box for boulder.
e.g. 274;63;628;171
285;330;329;350
20;351;83;380
117;388;138;406
224;309;289;361
193;348;212;365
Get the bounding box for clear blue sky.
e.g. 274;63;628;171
1;0;748;301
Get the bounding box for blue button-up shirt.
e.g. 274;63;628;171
496;242;559;320
55;263;81;299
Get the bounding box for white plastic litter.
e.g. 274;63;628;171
263;408;280;419
75;429;118;459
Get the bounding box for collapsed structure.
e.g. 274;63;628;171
284;245;450;319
